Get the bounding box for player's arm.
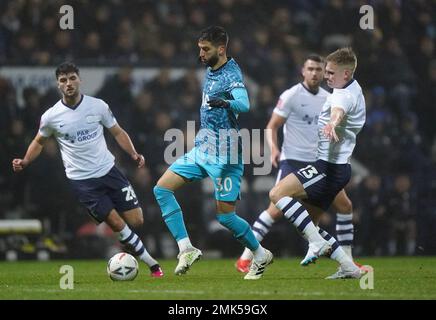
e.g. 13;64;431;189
323;107;345;142
207;87;250;113
107;124;145;168
228;87;249;113
266;113;287;168
12;133;48;172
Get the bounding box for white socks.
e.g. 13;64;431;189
240;210;276;260
276;196;324;243
177;237;193;253
119;224;158;267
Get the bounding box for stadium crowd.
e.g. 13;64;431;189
0;0;435;258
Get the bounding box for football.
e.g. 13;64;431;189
107;252;139;281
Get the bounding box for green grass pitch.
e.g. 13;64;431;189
1;257;435;300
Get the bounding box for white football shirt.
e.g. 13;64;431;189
39;95;117;180
273;83;330;162
317;79;366;164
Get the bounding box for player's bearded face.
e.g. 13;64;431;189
203;52;219;67
302;60;324;88
198;41;220;67
57;73;80;98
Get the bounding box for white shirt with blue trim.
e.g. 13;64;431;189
39;95;117;180
317;79;366;164
273;83;330;162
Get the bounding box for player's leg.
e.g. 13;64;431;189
317;225;362;279
107;208;163;277
283;161;362;279
154;169;190;249
269;173;331;257
331;189;354;259
215;199;273;280
154;169;202;275
299;202;358;276
216;200;270;263
251;203;283;243
120;207;144;228
236;160;296;272
236;202;281;273
295;202;336;266
106;166;164;277
206;163;272;280
68;167;162;277
153;151;205;275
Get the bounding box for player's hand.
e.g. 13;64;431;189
207;98;230;109
270;148;281;168
323;123;339;142
12;158;29;172
131;153;145;168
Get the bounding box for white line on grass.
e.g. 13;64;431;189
19;288;384;297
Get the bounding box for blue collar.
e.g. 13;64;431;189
301;82;319;95
342;78;355;89
210;57;232;73
62;94;84;110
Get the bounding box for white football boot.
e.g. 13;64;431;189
174;247;202;275
300;239;332;266
325;261;365;280
244;249;274;280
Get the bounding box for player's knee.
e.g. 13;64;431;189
152;185;160;199
122;208;144;228
269;186;282;205
345;199;353;214
153;185;171;200
337;198;353;214
216;212;230;227
105;211;125;232
268;206;283;220
131;212;144;228
153;185;181;218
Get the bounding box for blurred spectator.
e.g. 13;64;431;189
392;113;428;173
0;77;18;135
354;120;395;175
386;174;417;256
136;11;160;63
357;174;388;256
21;86;42;131
378;37;416;94
415;59;436;148
96;65;134;125
3;119;29;211
51;31;74;64
111;18;139;64
144;67;176;110
10;30;37;64
38;16;57;51
27;138;76;235
77;31;106;63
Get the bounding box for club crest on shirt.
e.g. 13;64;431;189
64;133;76;143
86;115;100;123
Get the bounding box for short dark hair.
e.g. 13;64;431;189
326;47;357;72
305;54;324;64
55;62;79;79
198;26;229;47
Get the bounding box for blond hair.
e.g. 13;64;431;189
326;47;357;73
